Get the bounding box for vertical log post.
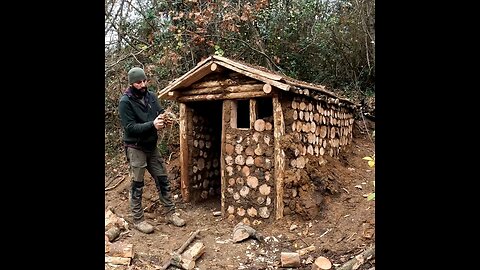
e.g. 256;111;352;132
179;103;190;202
220;101;228;215
250;99;257;129
273;96;285;219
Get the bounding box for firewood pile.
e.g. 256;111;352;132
105;208;133;266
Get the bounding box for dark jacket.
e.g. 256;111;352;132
118;87;164;151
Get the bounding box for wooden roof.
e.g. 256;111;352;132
158;55;358;107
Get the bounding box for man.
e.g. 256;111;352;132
118;67;185;234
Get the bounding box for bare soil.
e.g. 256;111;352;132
105;119;375;270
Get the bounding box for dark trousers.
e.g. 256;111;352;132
126;147;174;222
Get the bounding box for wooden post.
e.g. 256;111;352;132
273;96;285;219
220;101;228;215
250;99;257;129
179;103;190;202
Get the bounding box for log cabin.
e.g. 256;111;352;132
158;55;359;223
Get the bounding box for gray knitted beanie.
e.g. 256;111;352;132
128;67;147;84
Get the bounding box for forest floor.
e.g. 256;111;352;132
105;117;375;270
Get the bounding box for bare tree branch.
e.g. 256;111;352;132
125;0;156;31
128;34;150;46
105;0;125;36
107;21;138;49
202;34;286;75
105;0;153;49
105;45;152;72
130;51;144;67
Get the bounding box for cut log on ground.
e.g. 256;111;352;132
105;209;129;244
160;229;201;270
311;256;331;270
296;245;315;256
105;256;131;266
170;241;206;269
105;226;120;242
182;242;205;261
105;242;134;266
336;245;375;270
281;252;301;267
171;255;195;270
106;242;134;258
105;209;128;231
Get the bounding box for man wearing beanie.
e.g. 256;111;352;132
118;67;185;234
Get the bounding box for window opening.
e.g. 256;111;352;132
236;100;250;128
256;98;273;120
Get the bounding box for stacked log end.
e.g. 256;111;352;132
190;114;221;201
283;95;355;216
223;100;275;224
288;96;354;164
